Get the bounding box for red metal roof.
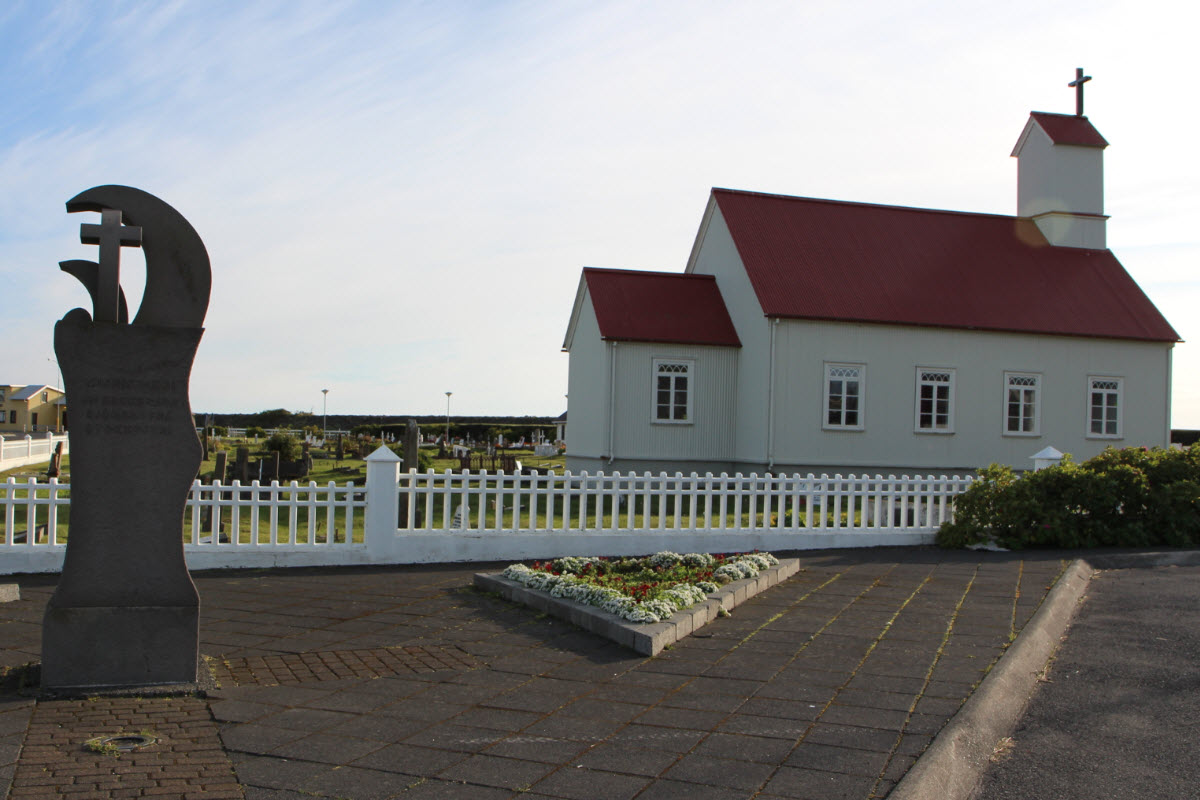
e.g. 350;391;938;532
1029;112;1108;147
711;189;1178;343
583;268;741;346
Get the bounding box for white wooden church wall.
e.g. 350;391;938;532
687;202;772;465
769;319;1170;473
608;341;738;463
563;290;610;461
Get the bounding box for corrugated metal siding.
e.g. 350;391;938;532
610;342;737;462
770;319;1170;472
564;296;610;459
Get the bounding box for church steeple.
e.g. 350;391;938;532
1010;69;1109;249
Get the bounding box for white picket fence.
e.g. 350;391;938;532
0;433;70;470
1;446;972;574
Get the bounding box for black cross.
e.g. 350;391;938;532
1068;67;1091;117
80;208;142;324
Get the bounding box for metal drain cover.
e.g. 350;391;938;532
88;733;158;752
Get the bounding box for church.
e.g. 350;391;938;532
562;79;1179;477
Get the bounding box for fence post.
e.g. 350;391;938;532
364;445;401;561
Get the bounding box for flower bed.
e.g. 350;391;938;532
500;550;780;624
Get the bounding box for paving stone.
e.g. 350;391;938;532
662;753;777;790
437;752;558;790
804;722;903;752
633;777;751;799
527;765;651;800
401;723;507;753
228;753;329;791
301;764;413;799
691;731;798;764
821;702;911;730
607;724;709;753
324;711;433;742
575;742;680;776
268;731;385;764
635;705;730;731
481;735;591;764
785;742;891;776
716;713;813;740
762;764;880;799
351;742;468;776
220;722;308;753
397;777;513;798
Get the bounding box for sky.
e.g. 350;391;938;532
2;1;1197;425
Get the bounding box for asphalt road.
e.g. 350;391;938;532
972;564;1200;800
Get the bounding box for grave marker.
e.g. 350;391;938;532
42;185;210;692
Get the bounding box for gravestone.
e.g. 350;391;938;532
236;446;249;483
213;450;228;483
42;185;210;692
46;441;64;479
402;419;420;473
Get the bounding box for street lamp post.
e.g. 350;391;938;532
322;389;329;440
445;391;452;446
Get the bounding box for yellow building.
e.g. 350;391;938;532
0;385;67;433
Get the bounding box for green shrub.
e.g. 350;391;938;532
263;432;299;462
938;445;1200;550
245;426;266;439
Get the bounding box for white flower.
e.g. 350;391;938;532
647;551;683;569
497;551;778;626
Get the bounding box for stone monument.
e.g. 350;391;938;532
42;185;211;692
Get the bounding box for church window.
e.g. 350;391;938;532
915;368;954;432
824;363;865;430
653;359;692;423
1004;372;1041;435
1087;376;1122;438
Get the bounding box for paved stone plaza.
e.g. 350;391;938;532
1;548;1068;799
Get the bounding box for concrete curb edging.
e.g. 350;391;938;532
475;558;800;655
892;549;1200;800
889;558;1095;800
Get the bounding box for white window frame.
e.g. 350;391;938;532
651;358;694;424
823;363;866;431
914;367;955;434
1086;376;1123;439
1003;372;1042;436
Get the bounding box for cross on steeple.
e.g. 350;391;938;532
1068;67;1091;117
80;208;142;324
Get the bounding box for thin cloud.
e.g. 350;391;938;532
2;0;1197;424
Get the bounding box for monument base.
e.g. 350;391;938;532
41;604;199;692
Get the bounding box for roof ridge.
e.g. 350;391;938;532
712;187;1019;222
583;266;714;280
1030;110;1092;120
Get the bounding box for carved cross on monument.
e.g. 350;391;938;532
79;208;142;324
1068;67;1091;117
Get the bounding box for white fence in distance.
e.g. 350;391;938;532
1;445;972;574
0;433;70;471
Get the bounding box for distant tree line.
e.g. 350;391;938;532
196;409;558;439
